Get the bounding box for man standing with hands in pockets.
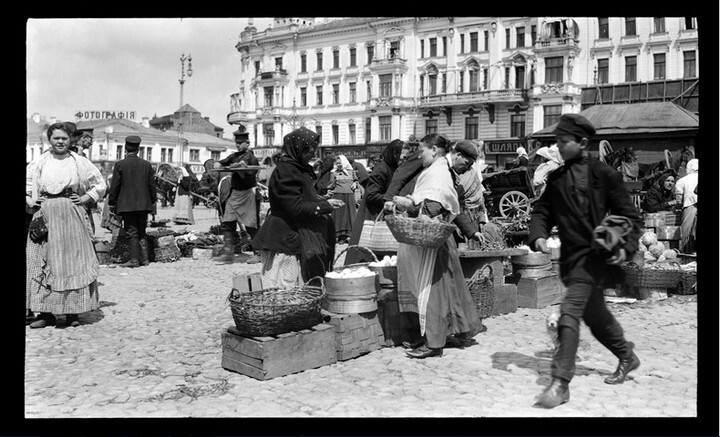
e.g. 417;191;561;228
529;114;642;408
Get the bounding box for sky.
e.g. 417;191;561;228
26;18;274;139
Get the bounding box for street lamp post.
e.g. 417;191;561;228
179;53;193;109
178;54;193;165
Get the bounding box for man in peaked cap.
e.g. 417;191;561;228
109;135;157;268
212;128;260;264
528;113;642;408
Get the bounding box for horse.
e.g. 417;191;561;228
604;146;640;182
156;163;178;207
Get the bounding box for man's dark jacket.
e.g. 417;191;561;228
529;154;641;286
109;153;157;214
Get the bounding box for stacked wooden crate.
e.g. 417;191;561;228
321;310;386;361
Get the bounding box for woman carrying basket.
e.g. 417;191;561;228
344;139;411;265
384;134;481;359
252;127;345;289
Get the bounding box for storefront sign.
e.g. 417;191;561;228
74;110;137;120
190;165;205;175
484;139;529;155
319;146;368;160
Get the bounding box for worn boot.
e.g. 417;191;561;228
211;231;235;264
29;312;56;329
119;259;140;268
604;352;641;384
139;238;150;266
534;377;570;408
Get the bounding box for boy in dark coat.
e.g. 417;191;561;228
108;136;157;268
529;114;642;408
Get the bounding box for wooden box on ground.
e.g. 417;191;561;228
221;324;336;380
376;288;413;347
506;271;563;309
321;310;385;361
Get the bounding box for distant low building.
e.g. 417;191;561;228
149;104;225;138
27;107;234;179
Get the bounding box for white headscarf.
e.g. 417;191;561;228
685;158;698;174
516;147;528;158
336;155;354;175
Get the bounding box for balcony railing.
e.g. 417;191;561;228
530;83;580;97
418;89;528;107
256;69;288;79
367;96;415;109
534;36;578;49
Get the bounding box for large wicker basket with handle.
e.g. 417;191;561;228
384;203;456;249
227;276;325;337
466;264;495;319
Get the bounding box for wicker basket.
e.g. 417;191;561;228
384;204;456;249
227;276;326;337
623;262;682;289
673;270;697;295
677;253;696;265
466;264;495;319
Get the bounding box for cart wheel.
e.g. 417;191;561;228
499;190;530;218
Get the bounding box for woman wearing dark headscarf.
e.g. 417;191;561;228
345;139;410;265
642;172;679;213
252;127;345;288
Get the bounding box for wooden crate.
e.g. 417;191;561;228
221;324;337;381
232;273;263;293
656;226;680;240
507;272;563;309
321;310;385;361
491;282;518;316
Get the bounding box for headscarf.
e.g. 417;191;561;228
516;147;528;158
336;155;353;175
381;139;405;171
410;155;460;219
655;172;675;193
281;127;320;176
685;159;698;174
537;145;563;165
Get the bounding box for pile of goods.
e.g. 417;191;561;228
622;230;696;296
368;255;397;268
638;231;678;263
325;267;376;279
175;231;223;257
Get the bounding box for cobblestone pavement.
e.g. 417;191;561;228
24;204;699;418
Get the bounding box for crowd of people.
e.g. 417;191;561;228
26;114;698;410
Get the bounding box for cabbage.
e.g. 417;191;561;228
640;232;658;247
661;249;677;260
656;255;667;262
638;242;647;252
644;251;656;261
648;243;666;258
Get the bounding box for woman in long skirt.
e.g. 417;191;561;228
26;122;106;328
327;155;357;244
386;134;481;359
172;165;196;225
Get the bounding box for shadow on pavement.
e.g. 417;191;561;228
491;351;606;386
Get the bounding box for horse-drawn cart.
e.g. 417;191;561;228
481;167;540;218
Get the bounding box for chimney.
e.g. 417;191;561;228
32;113;41;123
141;117;150;128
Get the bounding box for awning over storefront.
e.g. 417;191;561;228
530;102;699;139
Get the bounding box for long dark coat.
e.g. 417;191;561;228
252;159;335;257
108;153;157;214
529;155;641;286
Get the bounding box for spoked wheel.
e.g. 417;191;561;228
499;190;530;218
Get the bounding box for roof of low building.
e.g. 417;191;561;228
531;102;699;138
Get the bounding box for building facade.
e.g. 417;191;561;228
27;111;234;178
227;16;698;169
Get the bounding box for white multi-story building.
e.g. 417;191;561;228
227;17;698;168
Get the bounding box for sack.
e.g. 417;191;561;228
358;212;398;252
29;215;48;243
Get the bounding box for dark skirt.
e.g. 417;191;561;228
331;192;356;238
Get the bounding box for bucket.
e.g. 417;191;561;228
323;274;378;314
511;252;552;278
